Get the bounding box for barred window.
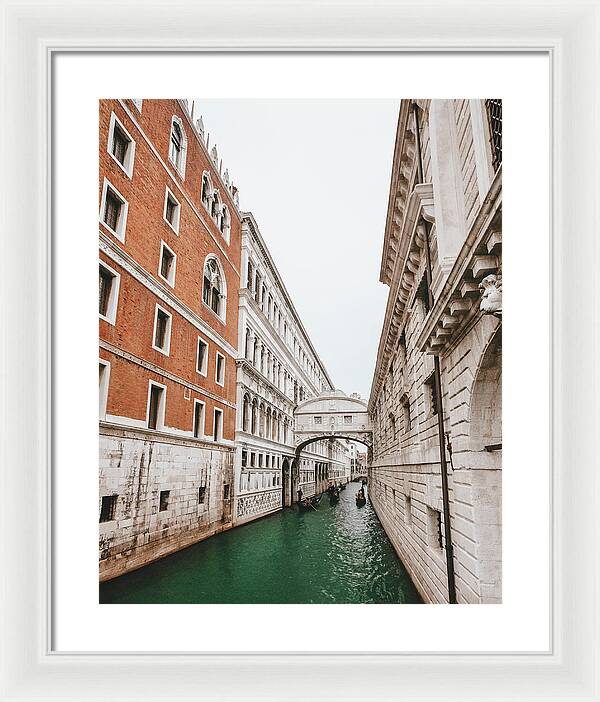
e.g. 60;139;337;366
485;99;502;171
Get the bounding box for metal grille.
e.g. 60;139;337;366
485;99;502;171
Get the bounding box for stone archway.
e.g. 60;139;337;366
469;328;502;452
281;458;291;508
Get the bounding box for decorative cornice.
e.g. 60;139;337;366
236;358;292;406
415;168;502;354
380;101;418;286
369;182;434;409
241;212;336;390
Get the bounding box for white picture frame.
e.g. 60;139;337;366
1;0;598;700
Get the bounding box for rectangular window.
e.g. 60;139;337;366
250;452;256;467
258;453;263;468
416;274;431;314
193;400;205;438
99;360;110;419
196;337;208;375
215;352;225;386
213;408;223;442
107;112;135;177
98;262;120;324
241;449;248;467
344;415;353;425
314;416;322;425
223;484;230;500
100;179;128;241
147;382;165;430
198;486;206;504
163;187;181;234
424;372;439;417
404;495;412;527
99;495;117;523
152;305;172;355
158;242;176;287
159;490;170;512
485;99;502;171
427;506;443;549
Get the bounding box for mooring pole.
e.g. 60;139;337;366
412;102;457;604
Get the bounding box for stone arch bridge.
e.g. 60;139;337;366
293;390;373;454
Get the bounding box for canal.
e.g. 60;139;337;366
100;484;422;604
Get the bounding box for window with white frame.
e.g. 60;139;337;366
152;304;172;355
201;171;212;209
99;178;128;241
158;241;176;287
210;190;221;222
220;205;231;243
193;399;205;439
213;408;223;442
99;261;120;324
215;352;225;386
107;112;135;177
196;337;208;375
168;116;187;177
202;256;226;319
147;381;166;430
99;359;110;419
163;187;181;234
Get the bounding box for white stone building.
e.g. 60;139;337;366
369;99;502;604
234;213;349;524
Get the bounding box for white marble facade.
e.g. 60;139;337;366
234;214;349;523
369;100;502;604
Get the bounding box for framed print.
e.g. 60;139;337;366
1;0;598;700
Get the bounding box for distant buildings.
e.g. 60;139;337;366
368;100;502;604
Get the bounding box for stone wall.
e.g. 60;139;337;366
369;314;502;603
99;425;234;581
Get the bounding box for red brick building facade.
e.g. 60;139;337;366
99;99;242;580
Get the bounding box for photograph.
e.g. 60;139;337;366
98;97;502;605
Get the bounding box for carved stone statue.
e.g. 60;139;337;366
479;274;502;316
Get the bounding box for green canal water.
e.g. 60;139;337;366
100;484;422;604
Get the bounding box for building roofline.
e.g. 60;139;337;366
241;211;335;391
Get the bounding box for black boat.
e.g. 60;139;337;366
298;494;321;512
328;488;340;504
356;488;366;507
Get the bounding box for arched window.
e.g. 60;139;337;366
259;403;266;437
201;172;212;208
246;260;254;291
266;408;272;438
211;191;221;221
169;117;187;176
242;394;251;432
251;399;258;435
245;328;252;360
202;256;226;319
252;337;259;366
220;205;231;243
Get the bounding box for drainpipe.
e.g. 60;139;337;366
412;102;457;604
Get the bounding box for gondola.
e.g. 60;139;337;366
328;488;340;504
356;488;367;507
339;483;346;491
298;494;321;512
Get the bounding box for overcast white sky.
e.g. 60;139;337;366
195;99;399;400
